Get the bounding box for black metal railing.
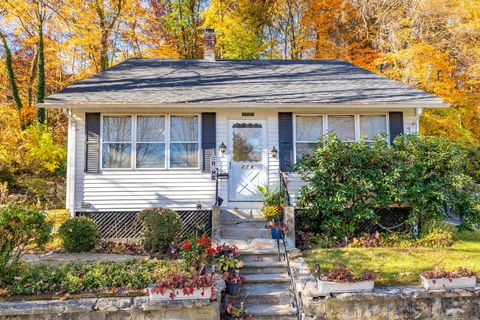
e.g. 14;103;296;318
277;171;300;320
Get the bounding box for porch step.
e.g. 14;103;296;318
220;228;271;239
221;209;264;220
242;260;288;274
225;283;293;305
220;219;267;229
245;304;297;319
241;252;284;263
244;273;291;284
218;238;279;251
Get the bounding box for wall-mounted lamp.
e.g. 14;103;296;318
219;142;227;155
270;146;278;158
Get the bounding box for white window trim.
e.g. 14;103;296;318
293;113;390;163
100;114;201;171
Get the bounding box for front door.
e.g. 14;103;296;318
229;120;267;201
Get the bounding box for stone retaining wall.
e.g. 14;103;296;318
0;296;221;320
288;249;480;320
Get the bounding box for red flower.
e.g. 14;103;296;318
208;248;216;255
183;241;191;250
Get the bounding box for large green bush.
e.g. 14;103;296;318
0;205;52;282
58;217;100;252
295;134;480;239
138;208;183;254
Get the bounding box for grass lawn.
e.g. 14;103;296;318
304;230;480;287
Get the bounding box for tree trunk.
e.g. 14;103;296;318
0;32;23;112
36;25;46;124
27;49;39;107
99;30;109;71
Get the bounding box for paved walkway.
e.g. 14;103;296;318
22;253;145;265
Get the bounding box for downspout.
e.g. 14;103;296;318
63;108;76;218
416;107;423;134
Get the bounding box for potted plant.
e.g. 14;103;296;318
257;185;286;222
223;271;245;296
215;255;244;273
148;271;215;302
215;243;240;258
316;264;377;293
180;236;216;273
266;221;289;240
420;267;477;290
223;303;251;320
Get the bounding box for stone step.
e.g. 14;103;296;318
245;304;297;319
225;283;293;305
220;228;272;239
221;209;264;220
241;252;285;263
242;261;288;275
220;219;267;229
244;273;291;284
218;238;279;251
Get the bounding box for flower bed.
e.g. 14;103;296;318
421;267;477;290
148;272;215;301
316;264;377;294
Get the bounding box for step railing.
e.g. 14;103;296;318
276;170;301;320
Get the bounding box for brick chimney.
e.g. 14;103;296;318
204;29;216;62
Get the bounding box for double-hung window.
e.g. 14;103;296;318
360;115;387;141
101;115;199;170
136;115;166;168
170;115;199;168
295;115;323;162
327;115;355;141
102;116;132;169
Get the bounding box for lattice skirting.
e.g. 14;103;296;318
78;210;212;241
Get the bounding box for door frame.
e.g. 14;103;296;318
227;119;269;202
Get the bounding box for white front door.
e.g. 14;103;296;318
229;120;267;201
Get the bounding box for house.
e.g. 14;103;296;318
42;30;446;217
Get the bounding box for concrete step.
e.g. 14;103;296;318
220;228;271;239
244;273;291;284
220;219;267;229
221;209;264;220
225;283;293;305
241;252;285;263
245;304;297;319
218;238;279;251
242;260;288;274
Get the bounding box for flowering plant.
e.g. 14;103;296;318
215;255;244;272
152;271;215;300
265;221;289;235
421;267;476;281
222;271;245;284
181;236;216;273
320;264;378;283
223;303;250;320
215;243;240;258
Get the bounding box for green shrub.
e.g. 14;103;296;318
0;205;52;283
138;208;182;254
58;217;100;252
295;134;480;239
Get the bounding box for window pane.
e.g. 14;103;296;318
102;143;131;168
360;115;387;139
296;143;317;162
171;116;198;141
136;143;165;168
328;115;355;141
103;116;131;142
296;116;323;142
137;116;165;142
170;143;199;168
232;123;263;162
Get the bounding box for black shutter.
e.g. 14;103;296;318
201;112;216;172
278;112;293;172
85;112;101;173
389;112;404;144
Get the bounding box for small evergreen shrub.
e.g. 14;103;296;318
138;208;182;254
58;217;100;252
0;205;52;282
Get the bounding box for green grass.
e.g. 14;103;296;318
304;230;480;287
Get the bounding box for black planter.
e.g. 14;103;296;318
226;282;242;296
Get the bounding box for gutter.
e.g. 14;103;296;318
63;108;76;217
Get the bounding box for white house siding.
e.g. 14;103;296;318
70;107;418;212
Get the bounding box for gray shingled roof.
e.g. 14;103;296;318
44;59;445;106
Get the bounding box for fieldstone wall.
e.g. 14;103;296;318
288;249;480;320
0;296;221;320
